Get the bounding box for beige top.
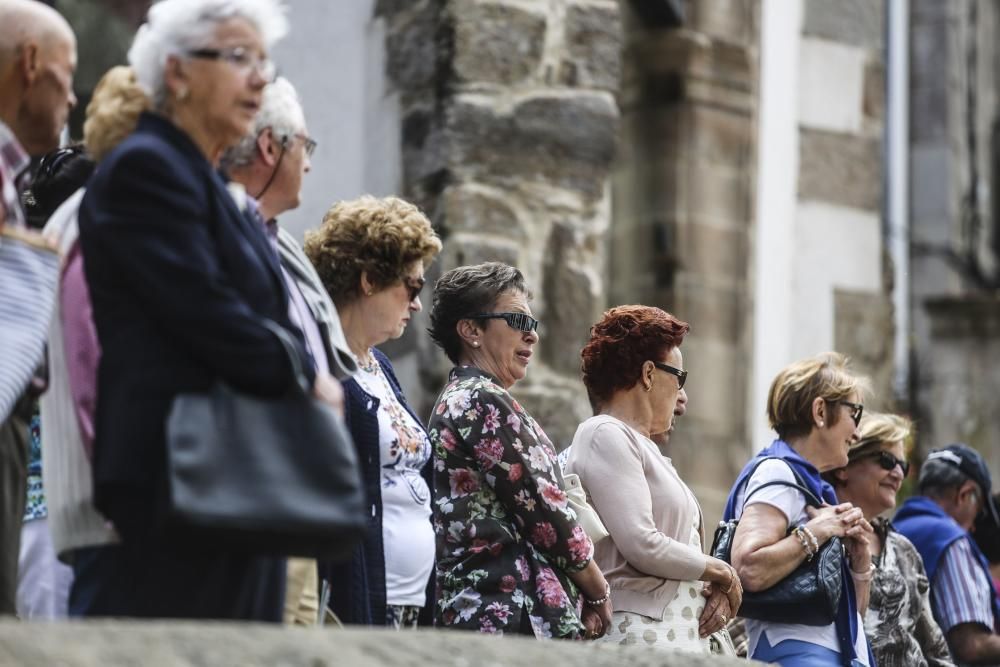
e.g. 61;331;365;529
565;415;707;619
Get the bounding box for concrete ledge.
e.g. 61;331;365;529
0;621;758;666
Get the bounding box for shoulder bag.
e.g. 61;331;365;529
710;458;844;626
166;320;365;560
562;472;610;545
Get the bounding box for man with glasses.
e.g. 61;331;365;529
895;444;1000;665
0;0;77;616
222;76;354;626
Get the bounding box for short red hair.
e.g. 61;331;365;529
581;305;690;404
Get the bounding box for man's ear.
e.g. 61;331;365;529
257;128;278;166
18;42;40;86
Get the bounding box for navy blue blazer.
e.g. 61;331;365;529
78;112;315;539
324;348;434;626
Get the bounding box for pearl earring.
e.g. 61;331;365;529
472;341;479;348
818;421;825;427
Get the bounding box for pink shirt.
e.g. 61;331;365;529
60;242;100;459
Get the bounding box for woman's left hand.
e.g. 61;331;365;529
845;515;875;574
581;602;610;640
698;583;732;638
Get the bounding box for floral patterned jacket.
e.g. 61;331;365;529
428;366;594;638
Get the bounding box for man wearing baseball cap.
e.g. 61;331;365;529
895;444;1000;665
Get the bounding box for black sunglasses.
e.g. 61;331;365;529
858;450;910;477
403;277;425;302
470;312;539;333
838;400;864;427
36;145;85;181
652;361;687;389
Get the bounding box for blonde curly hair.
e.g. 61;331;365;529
83;66;150;162
304;195;442;304
851;411;914;458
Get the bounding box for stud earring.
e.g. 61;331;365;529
818;421;825;427
366;290;373;296
177;87;189;101
472;341;479;348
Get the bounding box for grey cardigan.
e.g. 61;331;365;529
276;226;356;380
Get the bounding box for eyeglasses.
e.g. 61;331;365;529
858;450;910;477
838;400;864;427
470;312;539;333
284;133;317;158
187;46;277;83
403;276;425;303
652;361;687;389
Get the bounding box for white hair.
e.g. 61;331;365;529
219;76;304;170
128;0;288;109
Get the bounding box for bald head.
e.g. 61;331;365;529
0;0;77;155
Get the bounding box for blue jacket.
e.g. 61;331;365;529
723;439;868;665
78;112;313;540
322;348;434;626
894;495;1000;626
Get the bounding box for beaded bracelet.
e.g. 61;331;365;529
585;582;611;607
800;525;820;554
793;526;816;561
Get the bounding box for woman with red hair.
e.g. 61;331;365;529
564;305;741;654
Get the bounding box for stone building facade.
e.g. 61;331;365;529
56;0;1000;519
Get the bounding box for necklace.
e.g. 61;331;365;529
352;348;379;373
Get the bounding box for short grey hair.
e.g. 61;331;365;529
219;76;304;171
429;262;531;364
918;457;975;499
128;0;288;109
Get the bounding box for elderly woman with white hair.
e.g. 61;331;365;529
76;0;342;621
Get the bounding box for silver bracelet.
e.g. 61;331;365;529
850;563;876;581
585;582;611;607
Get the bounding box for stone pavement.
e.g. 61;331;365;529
0;621;761;666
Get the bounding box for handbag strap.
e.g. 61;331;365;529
739;457;824;510
261;319;311;395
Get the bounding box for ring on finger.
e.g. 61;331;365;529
720;614;727;623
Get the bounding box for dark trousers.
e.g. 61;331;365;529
69;541;286;622
0;402;30;615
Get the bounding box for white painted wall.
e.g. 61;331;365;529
272;0;401;241
797;37;867;134
751;0;803;452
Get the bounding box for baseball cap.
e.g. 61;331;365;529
926;443;1000;529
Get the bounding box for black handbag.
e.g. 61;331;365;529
166;320;366;560
710;458;844;626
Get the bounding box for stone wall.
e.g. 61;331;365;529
612;1;758;522
0;621;759;666
910;0;1000;454
377;0;623;446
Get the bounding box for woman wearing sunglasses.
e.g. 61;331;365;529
823;413;954;667
303;195;441;629
723;352;875;666
564;305;742;654
426;262;612;639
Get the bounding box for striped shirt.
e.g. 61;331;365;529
0;121;59;422
932;538;996;634
0;120;30;227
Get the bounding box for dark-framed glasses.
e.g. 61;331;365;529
403;276;425;302
470;312;539;333
858;450;910;477
186;46;277;83
652;361;687;389
284;132;317;158
839;400;864;427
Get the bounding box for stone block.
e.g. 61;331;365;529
540;222;604;375
674;162;752;226
562;2;623;92
437;234;521;271
446;92;619;202
687;0;759;47
833;288;894;410
863;59;884;120
672;277;747;346
383;0;442;91
512;373;593;451
0;620;762;666
675;221;749;283
451;1;547;86
440;183;527;240
798;37;866;134
803;0;883;50
798;128;880;211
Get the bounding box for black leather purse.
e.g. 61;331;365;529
166;320;366;561
711;458;844;626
